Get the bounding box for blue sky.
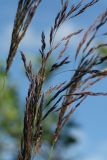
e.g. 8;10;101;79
0;0;107;159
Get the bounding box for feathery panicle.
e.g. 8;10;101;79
6;0;41;73
17;0;107;159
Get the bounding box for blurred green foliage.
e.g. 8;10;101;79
0;66;22;139
100;47;107;56
99;47;107;68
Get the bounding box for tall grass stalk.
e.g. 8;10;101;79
5;0;107;159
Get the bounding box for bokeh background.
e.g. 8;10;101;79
0;0;107;159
